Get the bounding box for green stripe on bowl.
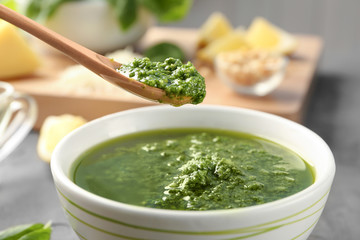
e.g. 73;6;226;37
225;206;324;240
73;229;88;240
56;185;329;236
291;216;320;240
62;204;145;240
62;201;324;240
225;225;283;240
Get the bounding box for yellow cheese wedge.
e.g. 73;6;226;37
246;17;297;55
197;12;233;49
0;21;40;79
197;30;250;63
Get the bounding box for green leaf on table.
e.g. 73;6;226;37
0;223;43;240
18;223;51;240
144;42;186;62
0;222;51;240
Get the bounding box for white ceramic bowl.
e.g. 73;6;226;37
41;1;153;53
51;105;335;240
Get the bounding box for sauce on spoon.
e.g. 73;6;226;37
118;57;206;105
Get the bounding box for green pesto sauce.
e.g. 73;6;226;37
72;128;314;211
118;57;206;104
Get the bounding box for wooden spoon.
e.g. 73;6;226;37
0;4;191;106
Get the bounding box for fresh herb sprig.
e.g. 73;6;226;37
0;222;51;240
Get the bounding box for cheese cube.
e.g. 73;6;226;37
0;21;40;79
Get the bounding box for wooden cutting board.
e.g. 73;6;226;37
9;27;322;130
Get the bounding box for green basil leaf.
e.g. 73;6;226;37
25;0;80;20
106;0;138;31
139;0;192;22
24;0;42;19
24;0;192;32
46;0;80;19
144;42;185;62
0;223;43;240
18;224;51;240
26;0;138;30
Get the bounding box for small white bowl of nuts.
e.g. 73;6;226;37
215;50;288;96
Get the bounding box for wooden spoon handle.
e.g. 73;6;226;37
0;4;120;76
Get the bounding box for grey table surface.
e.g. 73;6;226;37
1;72;359;240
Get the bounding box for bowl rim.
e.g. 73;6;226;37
51;105;336;217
